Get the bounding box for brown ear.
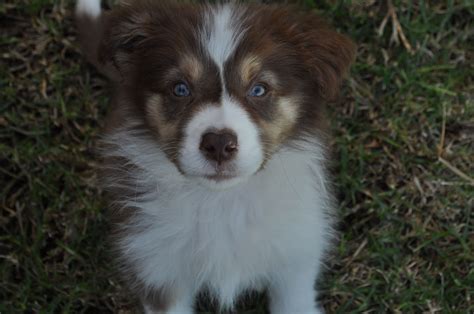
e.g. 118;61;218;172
295;14;357;100
98;6;154;77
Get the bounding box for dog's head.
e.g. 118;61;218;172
98;2;355;188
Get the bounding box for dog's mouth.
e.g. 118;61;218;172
181;159;246;183
205;174;237;182
195;172;249;190
182;167;254;189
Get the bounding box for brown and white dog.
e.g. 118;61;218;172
76;0;355;313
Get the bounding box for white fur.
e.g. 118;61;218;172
178;95;263;188
202;4;245;75
76;0;101;18
102;126;334;313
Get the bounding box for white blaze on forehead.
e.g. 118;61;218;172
202;4;245;73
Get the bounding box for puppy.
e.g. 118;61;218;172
76;0;355;313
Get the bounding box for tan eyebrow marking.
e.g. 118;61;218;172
180;55;203;81
260;71;279;87
240;55;262;84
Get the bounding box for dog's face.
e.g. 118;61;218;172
99;2;355;188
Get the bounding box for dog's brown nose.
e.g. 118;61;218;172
200;132;238;164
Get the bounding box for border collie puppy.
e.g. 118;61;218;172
76;0;355;313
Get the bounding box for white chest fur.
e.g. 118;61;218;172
104;131;334;308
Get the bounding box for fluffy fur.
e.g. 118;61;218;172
103;127;332;313
76;0;356;313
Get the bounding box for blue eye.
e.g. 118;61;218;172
249;84;267;97
173;82;191;97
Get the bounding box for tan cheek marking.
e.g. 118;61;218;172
180;55;203;81
145;94;178;140
260;96;300;145
240;55;262;84
278;96;299;123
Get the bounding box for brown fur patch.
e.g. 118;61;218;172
222;3;356;160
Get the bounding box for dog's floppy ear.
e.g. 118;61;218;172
294;12;356;100
98;5;155;77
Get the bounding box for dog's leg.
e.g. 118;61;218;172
268;264;323;314
144;301;194;314
142;288;195;314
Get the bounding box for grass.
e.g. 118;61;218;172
1;0;473;313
